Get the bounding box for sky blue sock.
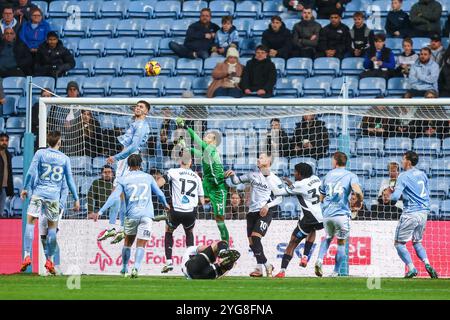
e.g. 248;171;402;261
54;243;60;266
108;199;120;228
334;244;346;273
318;238;332;262
134;247;145;271
122;246;131;270
395;243;414;268
413;243;429;264
47;228;57;260
24;223;35;257
119;199;126;227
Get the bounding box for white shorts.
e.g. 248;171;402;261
124;216;153;240
323;215;350;240
113;158;130;187
28;196;60;222
39;209;64;236
395;211;428;243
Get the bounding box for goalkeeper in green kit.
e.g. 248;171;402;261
176;117;229;242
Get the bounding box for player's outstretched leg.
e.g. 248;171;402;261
121;246;131;276
331;239;347;277
413;242;438;278
162;228;174;273
274;232;303;278
249;234;273;277
111;201;126;244
131;238;147;278
45;227;58;275
21;220;35;272
315;238;332;277
211;187;229;242
301;232;316;268
395;242;418;278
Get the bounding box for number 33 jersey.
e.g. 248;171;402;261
285;176;323;223
165;168;204;212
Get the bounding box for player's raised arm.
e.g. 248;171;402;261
113;123;149;162
21;151;40;200
266;175;292;197
94;183;124;221
226;170;250;185
59;177;69;211
390;174;405;202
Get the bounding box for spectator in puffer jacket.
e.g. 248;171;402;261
34;31;75;77
19;7;50;53
404;47;440;97
393;37;418;77
385;0;410;38
0;6;21;36
211;15;239;57
428;34;445;66
0;27;33;76
360;33;396;79
315;0;349;19
317;10;352;59
438;46;450;97
291;7;321;59
409;0;442;37
262;16;292;60
350;11;374;57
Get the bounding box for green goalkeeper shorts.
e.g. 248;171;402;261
203;181;227;217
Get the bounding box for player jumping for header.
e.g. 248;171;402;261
100;101;151;244
387;151;438;278
175;117;230;242
20;131;80;274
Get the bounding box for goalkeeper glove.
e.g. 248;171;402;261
177;137;186;148
175;117;186;128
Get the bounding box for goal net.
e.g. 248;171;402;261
36;97;450;278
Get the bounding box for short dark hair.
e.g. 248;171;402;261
404;151;419;166
353;11;365;19
2;6;13;13
136;100;151;111
256;44;269;53
270;118;280;125
47;131;61;148
47;31;59;39
295;163;313;179
200;8;211;14
0;133;9;140
421;47;432;55
222;15;233;24
127;154;143;168
402;37;413;46
271;15;282;23
374;33;386;42
30;7;42;16
333;151;348;166
101;165;114;174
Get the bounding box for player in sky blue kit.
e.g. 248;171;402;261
315;152;364;277
387;151;438;278
99;100;151;244
20;131;80;275
92;154;170;278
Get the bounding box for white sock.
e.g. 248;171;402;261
264;262;271;269
167;259;172;265
257;264;263;271
423;258;430;265
24;251;30;258
280;268;286;272
316;258;323;264
407;263;415;271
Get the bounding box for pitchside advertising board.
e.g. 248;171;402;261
1;219;448;277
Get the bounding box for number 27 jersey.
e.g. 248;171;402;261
165;168;204;212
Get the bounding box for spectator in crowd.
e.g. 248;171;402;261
225;191;247;220
19;7;49;53
370;188;402;220
0;78;4;105
438;45;450;97
80;110;103;157
350;11;374;58
207;47;244;98
262;16;292;60
317;10;352;59
240;45;277;98
385;0;410;38
291;6;322;59
211;15;239;57
32;87;53;151
350;193;371;220
360;33;395;79
315;0;349;19
429;34;445;66
378;161;403;210
66;80;80;98
34;31;75;77
283;0;315;12
393;37;418;77
160;107;177;157
264;118;290;158
0;27;32;77
409;0;442;37
87;165;115;218
404;47;439;98
0;133;13;219
290;114;329;159
169;8;219;59
47;81;79;133
0;6;21;36
14;0;37;22
360;105;400;138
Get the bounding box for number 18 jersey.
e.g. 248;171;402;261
165;168;204;212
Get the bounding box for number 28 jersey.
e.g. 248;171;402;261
165;168;204;212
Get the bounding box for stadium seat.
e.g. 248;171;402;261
430;158;450;176
370;0;391;16
289;157;317;173
341;57;364;76
99;0;128;18
47;18;65;36
48;0;71;18
109;76;139;96
1;96;18;116
12;156;23;174
82;76;113;96
154;57;177;76
115;19;144;37
6;117;25;134
411;37;430;51
209;0;235;17
203;56;225;75
279;197;297;219
429;178;449;198
56;76;83;95
78;37;107;56
286;58;313;77
362;177;383;198
275;77;303;97
63;18;92;37
126;0;156;18
87;18;118;37
251;19;269;37
384;137;412;156
303;76;333;97
443;138;450;156
69;56;94;76
344;0;369;16
163;76;193;95
120;57;149;76
387;77;408;95
153;0;181;19
34;1;49;18
63;37;79;56
331;76;359;96
348;157;373;176
131;37;161;56
234;18;252;37
75;1;99;18
192;77;212;95
13;175;23;195
8;135;21;155
317;157;333;176
271;158;289;176
182;0;208;18
11;196;23;216
320;114;342;137
2;77;26;95
93;56;124;76
70;156;92;175
31;77;55;95
170;19;196;37
440;200;450;220
414;137;441;157
313;57;340;76
262;0;284;18
159;37;184;55
385;38;403;55
272;58;286;77
239;37;261;56
416;156;433;174
142;19;172;37
104;37;133;56
236;1;262;18
356;137;384;156
358;77;386;96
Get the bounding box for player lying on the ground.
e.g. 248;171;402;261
20;131;80;275
315;152;363;277
100;101;151;245
156;154;205;273
181;240;241;279
387;151;438;278
226;153;282;277
266;163;324;278
92;154;170;278
175;117;230;242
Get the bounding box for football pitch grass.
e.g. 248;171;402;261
0;275;449;300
